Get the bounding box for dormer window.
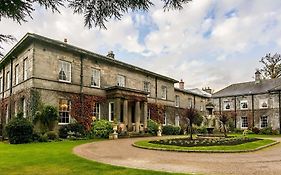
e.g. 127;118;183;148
59;60;71;82
117;75;125;87
259;99;268;109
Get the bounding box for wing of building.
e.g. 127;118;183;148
212;70;281;132
0;33;211;135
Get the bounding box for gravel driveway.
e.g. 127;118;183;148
73;136;281;175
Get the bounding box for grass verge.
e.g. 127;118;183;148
133;138;278;153
0;140;188;175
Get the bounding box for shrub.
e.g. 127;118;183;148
5;113;33;144
46;131;58;140
252;127;260;134
58;123;86;139
38;134;49;142
162;125;181;135
233;128;243;134
147;119;159;135
196;126;207;134
92;120;113;138
259;127;273;135
33;105;59;132
272;129;279;135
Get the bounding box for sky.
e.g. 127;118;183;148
1;0;281;92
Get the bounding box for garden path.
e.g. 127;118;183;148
73;136;281;175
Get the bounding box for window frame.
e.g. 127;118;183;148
259;99;268;109
175;95;180;107
260;115;268;128
93;102;101;120
144;81;151;95
163;112;167;126
241;116;248;128
0;76;3;93
91;68;101;88
58;60;72;83
58;99;71;125
161;86;167;100
175;114;180;126
15;64;19;85
6;71;10;90
109;102;114;122
240;100;248;110
223;100;231;111
117;75;126;87
23;58;28;81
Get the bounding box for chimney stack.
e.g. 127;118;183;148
179;79;184;90
202;87;212;94
64;38;67;43
255;69;261;84
107;51;115;59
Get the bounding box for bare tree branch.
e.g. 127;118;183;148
260;53;281;79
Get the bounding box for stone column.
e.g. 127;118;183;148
123;99;128;131
115;98;121;122
135;101;141;133
143;102;148;131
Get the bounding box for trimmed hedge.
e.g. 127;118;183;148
5;114;33;144
162;125;181;135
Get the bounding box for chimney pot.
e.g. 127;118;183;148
179;79;184;90
64;38;67;43
107;51;115;59
255;69;261;83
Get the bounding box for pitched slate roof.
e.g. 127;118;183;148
175;87;211;98
1;33;178;83
212;78;281;98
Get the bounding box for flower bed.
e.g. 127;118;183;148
149;137;261;147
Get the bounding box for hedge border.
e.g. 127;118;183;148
132;140;280;153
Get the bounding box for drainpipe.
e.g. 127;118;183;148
155;77;157;103
251;94;255;128
234;96;237;128
193;95;196;109
279;91;281;134
80;55;84;118
9;57;14;119
219;97;222;115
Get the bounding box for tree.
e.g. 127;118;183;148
184;107;199;140
219;114;228;137
0;0;192;56
260;53;281;79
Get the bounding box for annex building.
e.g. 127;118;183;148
0;33;211;135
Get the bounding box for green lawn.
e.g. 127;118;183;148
0;140;187;175
134;138;277;153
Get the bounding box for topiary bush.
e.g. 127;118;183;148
92;120;113;138
196;126;208;134
162;125;181;135
147;119;159;136
5;113;33;144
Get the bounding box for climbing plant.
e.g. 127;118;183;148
70;94;106;131
148;103;165;124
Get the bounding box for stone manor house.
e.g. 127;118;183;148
0;33;211;135
0;33;280;135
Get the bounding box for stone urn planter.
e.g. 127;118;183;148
157;125;162;137
112;124;118;139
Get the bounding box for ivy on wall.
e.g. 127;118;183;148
70;94;106;131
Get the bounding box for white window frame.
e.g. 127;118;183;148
23;58;28;81
0;76;2;93
175;114;180;126
163;112;167;126
223;101;231;110
240;100;248;110
161;86;167;100
144;81;151;95
93;103;101;120
58;60;71;83
15;64;19;85
91;68;101;88
59;99;71;124
260;115;268;128
117;75;125;87
147;109;151;120
188;98;192;108
5;105;9;124
109;102;114;122
259;99;268;109
23;98;26;118
6;71;10;90
175;95;180;107
241;116;248;128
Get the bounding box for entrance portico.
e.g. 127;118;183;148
105;86;148;132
